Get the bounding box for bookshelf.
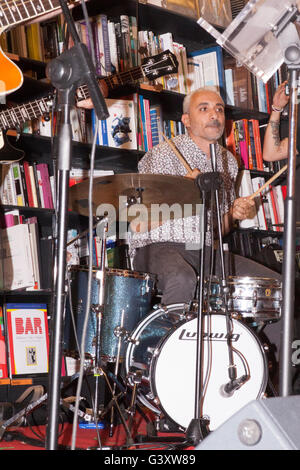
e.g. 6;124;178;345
0;0;292;402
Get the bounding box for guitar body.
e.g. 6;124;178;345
0;46;23;97
0;130;24;163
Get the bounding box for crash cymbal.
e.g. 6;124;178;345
69;173;202;219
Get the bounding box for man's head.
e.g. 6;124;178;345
181;87;225;146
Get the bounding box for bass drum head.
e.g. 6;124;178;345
151;313;268;431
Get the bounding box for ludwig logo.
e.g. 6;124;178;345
178;328;240;342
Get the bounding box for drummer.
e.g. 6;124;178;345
129;87;281;303
127;87;287;387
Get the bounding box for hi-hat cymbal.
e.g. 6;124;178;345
69;173;202;219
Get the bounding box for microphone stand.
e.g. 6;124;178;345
45;0;108;450
279;60;299;396
186;143;238;445
185;172;209;445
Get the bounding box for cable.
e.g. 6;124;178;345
70;122;99;451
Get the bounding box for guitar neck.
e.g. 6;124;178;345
0;50;177;129
0;96;52;130
0;0;62;29
76;66;144;101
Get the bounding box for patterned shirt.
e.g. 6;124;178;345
128;134;238;256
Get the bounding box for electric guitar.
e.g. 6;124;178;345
0;0;78;96
0;50;178;162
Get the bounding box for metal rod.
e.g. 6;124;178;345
46;106;72;449
279;68;298;397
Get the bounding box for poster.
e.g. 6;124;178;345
5;303;49;376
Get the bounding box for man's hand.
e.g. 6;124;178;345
184;168;201;179
272;81;289;111
232;197;256;221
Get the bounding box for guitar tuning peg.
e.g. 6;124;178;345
43;113;51;122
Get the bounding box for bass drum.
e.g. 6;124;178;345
125;303;268;431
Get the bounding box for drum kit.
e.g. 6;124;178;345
65;172;283;442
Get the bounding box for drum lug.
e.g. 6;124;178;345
114;326;140;346
141;275;151;295
253;290;258;308
262;343;269;353
114;325;129;339
126;336;140;345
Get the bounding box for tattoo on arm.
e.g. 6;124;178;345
269;120;281;148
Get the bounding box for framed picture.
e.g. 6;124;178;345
198;0;232;28
165;0;199;18
5;303;49;377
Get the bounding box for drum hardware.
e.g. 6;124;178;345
125;371;142;434
109;309;124;437
65;222;139;442
97;368;134;446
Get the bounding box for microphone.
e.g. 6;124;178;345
220;375;249;397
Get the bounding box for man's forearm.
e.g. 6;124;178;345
263;111;288;161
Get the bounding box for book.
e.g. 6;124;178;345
36;163;53;209
187;45;225;99
0;307;8;379
11;162;25;206
5;303;49;376
251;177;268;230
104;98;137;150
1;224;35;291
236;170;259;228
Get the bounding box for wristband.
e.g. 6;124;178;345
271;104;284;113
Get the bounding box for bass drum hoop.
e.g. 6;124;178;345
126;303;269;431
125;303;187;414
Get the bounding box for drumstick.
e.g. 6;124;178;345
249;164;287;200
160;132;193;175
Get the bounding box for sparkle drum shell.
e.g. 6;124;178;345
65;266;155;361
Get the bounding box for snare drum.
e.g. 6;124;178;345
205;276;282;324
64;266;155;361
126;303;268;431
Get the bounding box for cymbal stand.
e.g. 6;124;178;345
99;368;134;445
93;220;133;442
108;310;125;438
92;218;108;427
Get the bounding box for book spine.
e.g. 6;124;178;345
36;163;53;209
100;14;112;75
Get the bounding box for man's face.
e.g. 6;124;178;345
181;90;225;143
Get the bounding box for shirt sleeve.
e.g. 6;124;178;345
138;142;180;175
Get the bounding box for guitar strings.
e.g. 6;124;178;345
1;0;60;20
0;53;163;127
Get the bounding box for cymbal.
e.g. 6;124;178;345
69;173;202;219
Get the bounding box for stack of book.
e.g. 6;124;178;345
0;161;54;209
0;212;49;291
237;170;286;233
